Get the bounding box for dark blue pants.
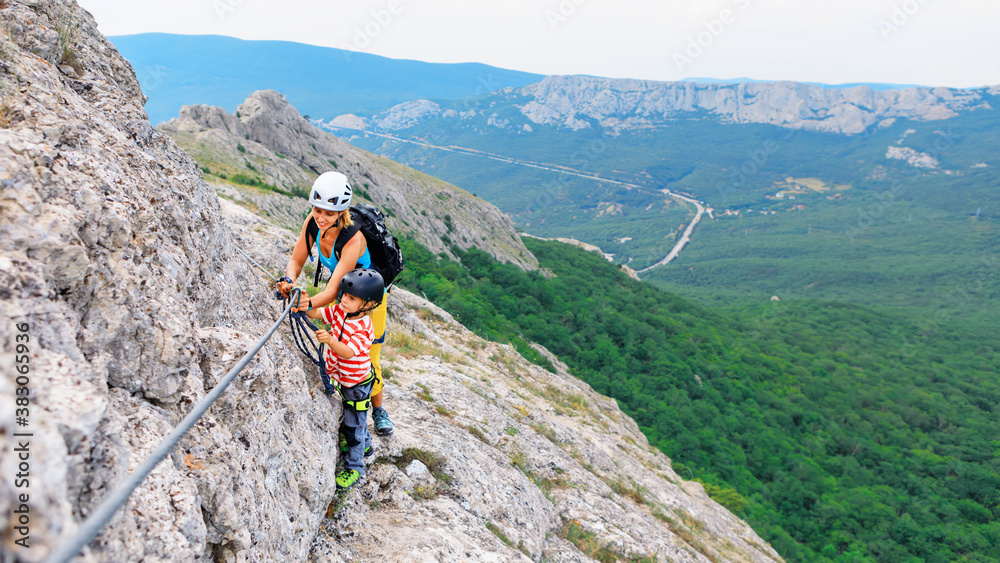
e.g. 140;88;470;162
340;377;374;474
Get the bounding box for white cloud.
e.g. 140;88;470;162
76;0;1000;88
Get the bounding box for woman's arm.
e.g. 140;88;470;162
277;217;312;299
306;231;367;308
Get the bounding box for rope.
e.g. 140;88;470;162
230;244;334;394
45;291;299;563
282;294;336;395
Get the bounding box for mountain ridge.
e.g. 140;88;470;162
352;74;997;136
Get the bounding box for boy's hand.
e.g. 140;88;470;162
315;329;331;345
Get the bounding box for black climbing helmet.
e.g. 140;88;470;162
339;268;385;305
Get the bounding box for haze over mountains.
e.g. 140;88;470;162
109;33;544;126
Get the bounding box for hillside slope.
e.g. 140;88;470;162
160;90;538;269
0;1;777;561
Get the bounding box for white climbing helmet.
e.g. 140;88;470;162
309;171;352;211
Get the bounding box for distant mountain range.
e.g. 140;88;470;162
683;77;927;91
342;75;997;136
108;33;544;125
111;34;988;130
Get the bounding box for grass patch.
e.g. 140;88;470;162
434;404;455;418
415;382;434;402
660;507;715;562
609;478;648;506
416;307;446;323
504;425;518;436
530;422;558;443
465;425;490;444
391;447;452;484
409;485;438;501
386;331;442;359
55;9;83;73
558;520;620;563
485;521;513;547
373;447;453;501
546;384;589;416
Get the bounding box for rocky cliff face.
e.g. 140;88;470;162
358;75;991;136
1;1;345;560
160;91;538;270
1;1;780;561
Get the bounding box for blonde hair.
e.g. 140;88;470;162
338;210;354;230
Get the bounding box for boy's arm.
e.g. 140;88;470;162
316;330;356;359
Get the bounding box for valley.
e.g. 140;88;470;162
328;122;708;272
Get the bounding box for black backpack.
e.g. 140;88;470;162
305;204;404;288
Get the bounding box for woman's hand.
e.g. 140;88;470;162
276;279;293;298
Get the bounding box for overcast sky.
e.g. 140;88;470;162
76;0;999;89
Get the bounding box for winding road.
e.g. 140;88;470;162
326;124;709;274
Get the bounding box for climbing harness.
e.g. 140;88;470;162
338;370;377;412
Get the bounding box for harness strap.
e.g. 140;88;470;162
337;370;376;411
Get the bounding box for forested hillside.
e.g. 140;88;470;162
339;92;1000;323
398;235;1000;562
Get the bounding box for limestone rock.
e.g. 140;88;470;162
356;75;991;136
516;76;985;135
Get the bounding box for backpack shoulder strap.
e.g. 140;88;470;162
304;217;325;286
305;216;319;255
334;212;362;261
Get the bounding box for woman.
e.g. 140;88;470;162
276;171;394;436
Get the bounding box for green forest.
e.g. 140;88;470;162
398;235;1000;563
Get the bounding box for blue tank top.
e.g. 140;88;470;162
315;234;372;272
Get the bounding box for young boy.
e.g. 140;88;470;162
306;268;385;491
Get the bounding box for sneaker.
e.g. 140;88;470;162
372;406;395;436
336;469;361;491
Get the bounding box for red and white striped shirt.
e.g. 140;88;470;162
321;304;374;387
